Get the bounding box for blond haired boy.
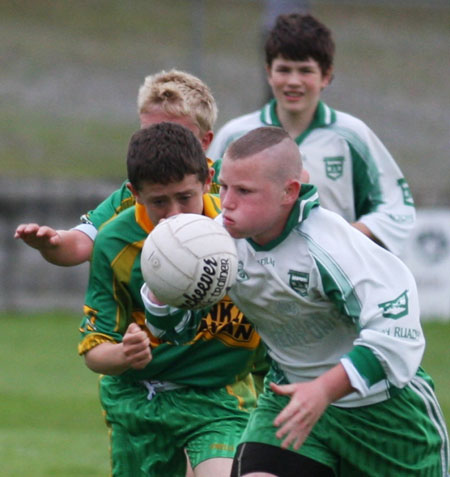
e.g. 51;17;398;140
15;69;220;264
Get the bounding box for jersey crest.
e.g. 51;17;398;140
288;270;309;297
378;290;409;319
397;178;414;206
324;156;345;180
236;260;249;282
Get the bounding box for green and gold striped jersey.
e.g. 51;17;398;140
79;195;262;388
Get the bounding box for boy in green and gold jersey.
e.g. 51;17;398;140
79;122;261;477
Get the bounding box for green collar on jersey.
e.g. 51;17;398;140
260;100;336;145
247;184;320;251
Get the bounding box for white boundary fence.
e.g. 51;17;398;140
401;209;450;321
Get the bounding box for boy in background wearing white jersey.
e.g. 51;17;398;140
142;127;448;476
208;13;415;256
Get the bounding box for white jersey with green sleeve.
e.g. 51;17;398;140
208;101;415;256
217;184;424;408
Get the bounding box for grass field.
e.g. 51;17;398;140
0;311;449;476
0;312;109;476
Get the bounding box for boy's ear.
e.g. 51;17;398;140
300;168;310;184
202;168;214;194
322;66;334;89
127;182;143;204
201;130;214;151
283;179;301;205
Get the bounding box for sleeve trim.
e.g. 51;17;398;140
345;345;386;387
78;333;117;355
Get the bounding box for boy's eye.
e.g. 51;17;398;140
151;199;167;207
178;195;192;202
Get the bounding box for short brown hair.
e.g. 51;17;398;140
265;13;335;75
225;126;290;160
127;122;209;190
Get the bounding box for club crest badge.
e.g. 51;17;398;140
397;178;414;206
288;270;309;296
378;290;409;319
236;260;249;282
324;156;344;180
82;305;98;331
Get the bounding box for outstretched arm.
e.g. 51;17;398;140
84;323;152;375
271;363;354;450
14;224;93;266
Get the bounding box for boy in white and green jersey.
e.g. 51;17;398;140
80;123;263;477
143;127;448;476
207;13;415;256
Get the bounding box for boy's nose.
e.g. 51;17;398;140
288;73;302;85
221;191;234;210
166;202;183;218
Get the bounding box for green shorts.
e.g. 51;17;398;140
240;367;449;476
99;374;257;477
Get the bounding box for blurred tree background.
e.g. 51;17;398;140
1;0;449;205
1;0;450;312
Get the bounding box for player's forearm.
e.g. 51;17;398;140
315;363;355;404
41;230;93;266
84;342;130;375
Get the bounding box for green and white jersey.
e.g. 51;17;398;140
217;184;423;408
208;101;415;256
144;185;423;407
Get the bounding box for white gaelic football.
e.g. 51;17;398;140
141;213;238;309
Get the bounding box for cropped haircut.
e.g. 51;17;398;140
265;13;335;74
225;126;290;160
137;69;218;135
127;122;209;191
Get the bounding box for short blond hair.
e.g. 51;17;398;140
137;69;218;135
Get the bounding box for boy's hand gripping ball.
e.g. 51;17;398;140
141;214;238;309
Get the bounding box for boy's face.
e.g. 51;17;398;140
219;151;295;246
139;108;213;151
266;56;332;118
132;174;210;225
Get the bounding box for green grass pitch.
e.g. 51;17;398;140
0;312;448;476
0;312;110;476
